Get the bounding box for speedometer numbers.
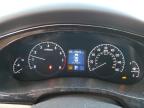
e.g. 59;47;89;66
28;42;66;76
88;44;125;78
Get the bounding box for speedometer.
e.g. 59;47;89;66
88;44;125;77
28;42;66;76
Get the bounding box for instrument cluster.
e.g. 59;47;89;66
1;26;144;84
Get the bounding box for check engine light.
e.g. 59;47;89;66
48;65;53;70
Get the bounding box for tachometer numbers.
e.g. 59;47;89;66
28;42;66;76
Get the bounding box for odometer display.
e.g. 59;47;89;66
28;42;66;76
88;44;125;77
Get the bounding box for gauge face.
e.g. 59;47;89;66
13;57;25;74
130;61;140;78
88;44;125;77
28;42;66;76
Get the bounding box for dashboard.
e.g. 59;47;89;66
1;25;144;84
0;1;144;108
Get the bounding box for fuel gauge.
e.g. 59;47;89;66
13;57;25;74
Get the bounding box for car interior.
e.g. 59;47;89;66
0;0;144;108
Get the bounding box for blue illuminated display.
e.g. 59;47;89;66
68;50;85;71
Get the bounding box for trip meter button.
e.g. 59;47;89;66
28;42;66;76
88;44;125;78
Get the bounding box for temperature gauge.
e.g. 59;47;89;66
130;61;140;78
13;58;25;74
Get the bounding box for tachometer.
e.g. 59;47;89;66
88;44;125;77
28;42;66;76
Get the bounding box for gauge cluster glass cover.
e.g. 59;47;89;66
1;26;143;84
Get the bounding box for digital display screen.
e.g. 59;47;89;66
67;50;85;71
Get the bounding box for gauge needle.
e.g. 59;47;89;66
15;68;22;73
30;55;46;60
94;62;107;70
